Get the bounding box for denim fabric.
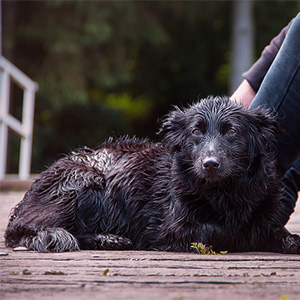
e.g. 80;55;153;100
249;13;300;224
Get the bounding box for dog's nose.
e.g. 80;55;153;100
202;157;220;170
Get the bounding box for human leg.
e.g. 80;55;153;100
249;13;300;223
279;157;300;224
250;13;300;173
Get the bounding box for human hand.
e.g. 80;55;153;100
231;79;256;107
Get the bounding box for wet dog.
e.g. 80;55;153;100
5;96;300;253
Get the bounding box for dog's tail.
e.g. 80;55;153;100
5;225;80;252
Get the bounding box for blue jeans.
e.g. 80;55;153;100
249;13;300;224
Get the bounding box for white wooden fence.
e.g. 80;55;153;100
0;56;38;180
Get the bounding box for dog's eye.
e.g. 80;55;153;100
192;128;202;136
227;128;237;135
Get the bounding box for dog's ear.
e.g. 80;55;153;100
246;107;282;158
158;107;187;152
248;107;283;139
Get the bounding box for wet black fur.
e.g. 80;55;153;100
5;96;300;253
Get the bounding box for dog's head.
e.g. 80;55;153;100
160;96;281;182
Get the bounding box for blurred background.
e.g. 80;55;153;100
1;0;299;174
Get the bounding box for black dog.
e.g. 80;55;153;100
5;96;300;253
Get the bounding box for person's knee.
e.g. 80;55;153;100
289;13;300;35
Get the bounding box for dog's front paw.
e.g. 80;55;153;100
96;234;133;250
282;234;300;254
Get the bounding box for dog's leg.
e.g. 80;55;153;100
76;233;132;250
30;228;80;252
5;225;80;252
266;227;300;254
281;234;300;254
277;228;300;254
160;221;233;252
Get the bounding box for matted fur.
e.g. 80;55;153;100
5;96;300;253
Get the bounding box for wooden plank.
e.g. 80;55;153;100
1;191;300;300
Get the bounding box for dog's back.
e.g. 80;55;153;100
5;138;171;252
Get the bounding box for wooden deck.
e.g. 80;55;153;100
1;191;300;300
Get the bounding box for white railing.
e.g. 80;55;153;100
0;56;38;180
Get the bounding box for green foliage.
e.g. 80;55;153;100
253;1;300;56
2;1;300;172
103;93;153;121
277;295;289;300
32;103;133;172
9;271;19;275
191;242;228;255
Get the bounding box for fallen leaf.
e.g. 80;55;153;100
44;270;66;275
103;269;110;276
22;269;31;275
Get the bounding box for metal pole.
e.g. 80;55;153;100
0;0;2;56
0;69;9;179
